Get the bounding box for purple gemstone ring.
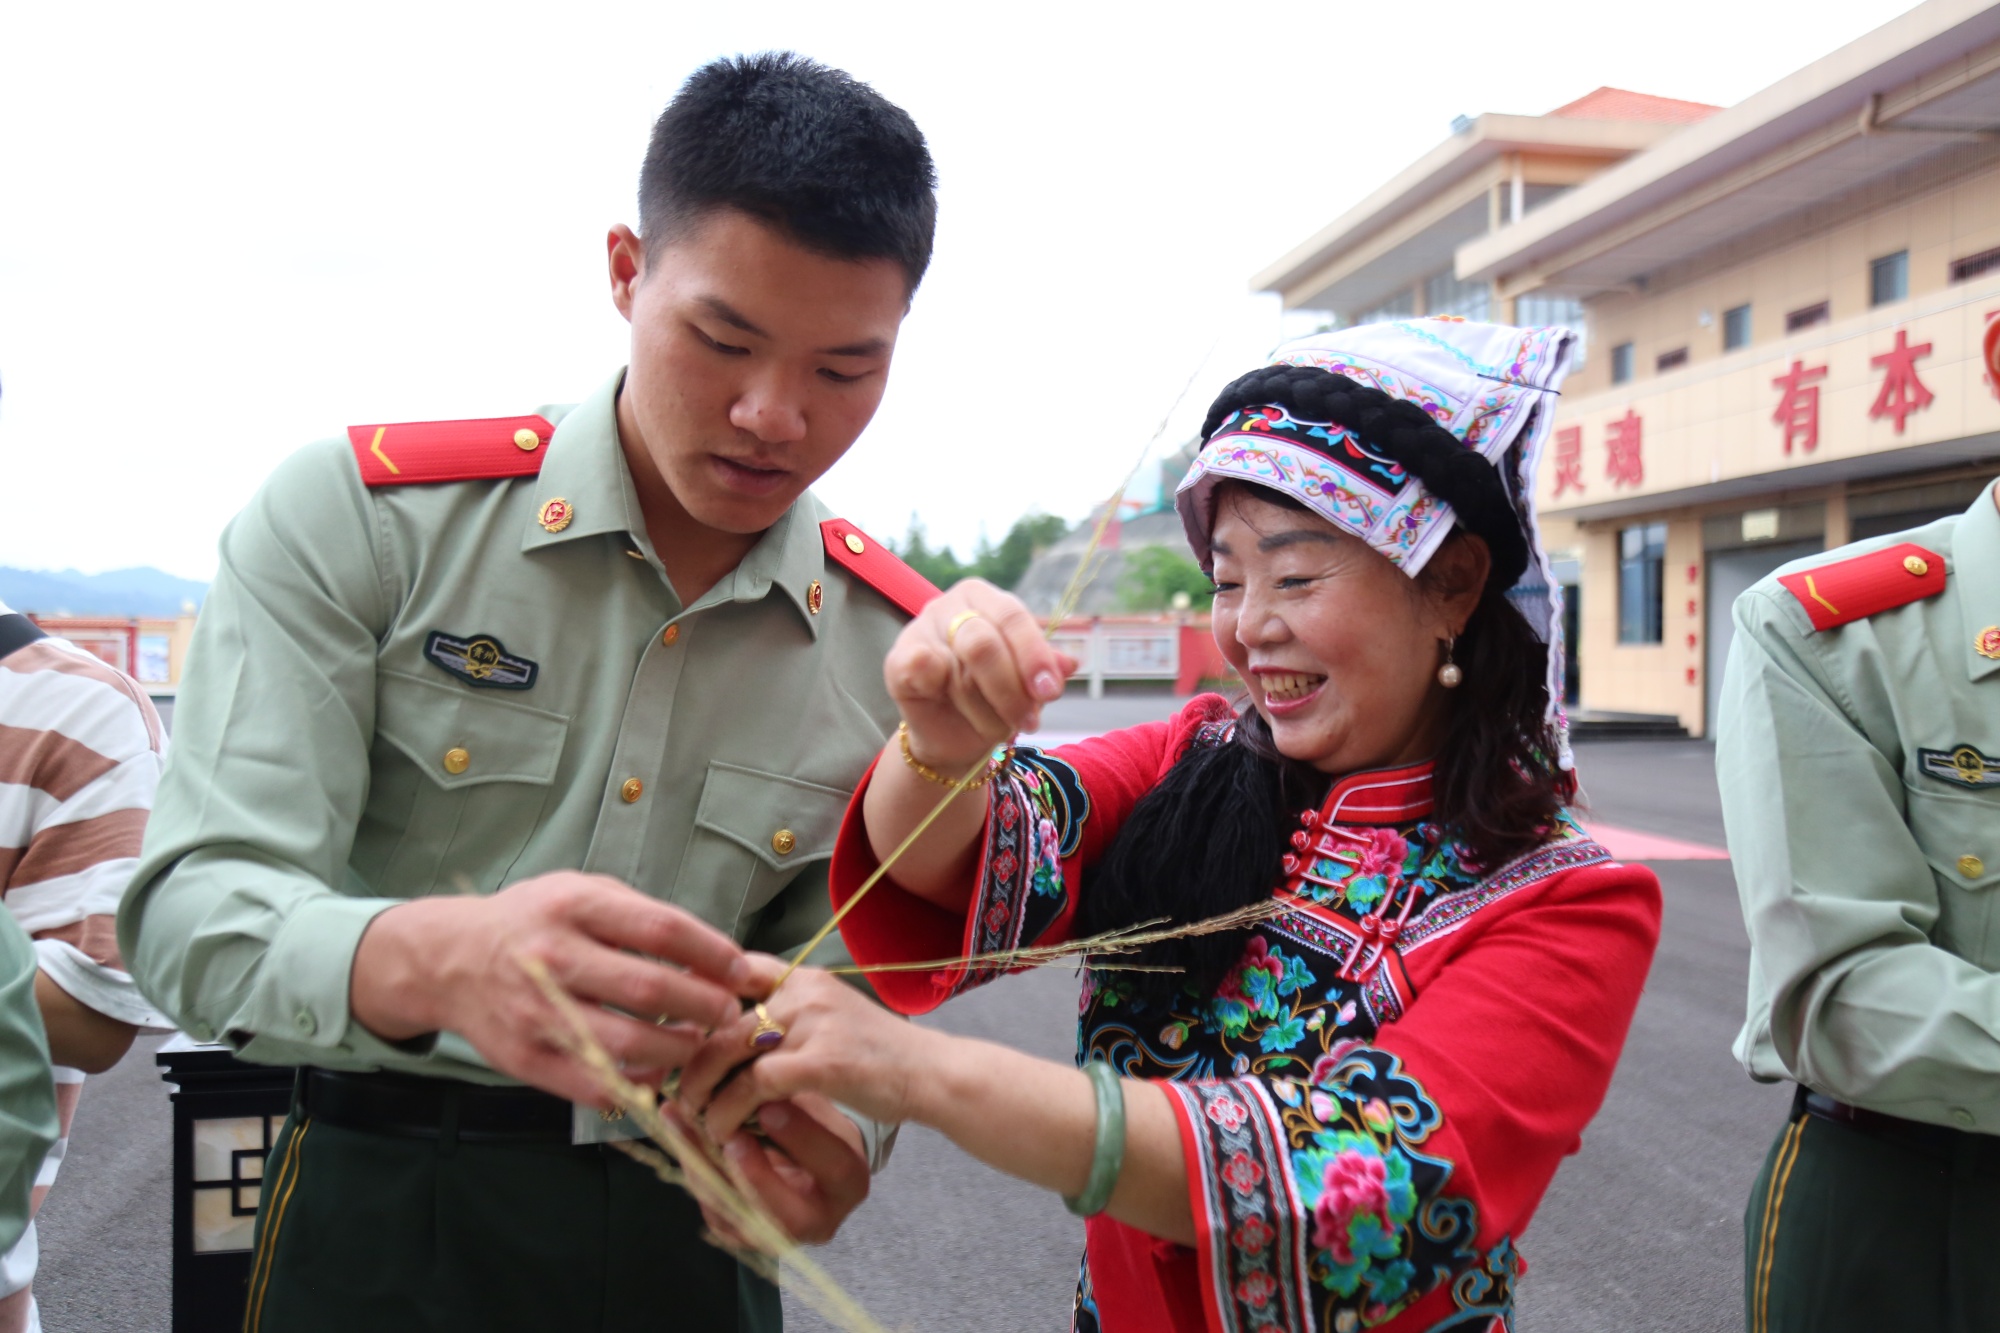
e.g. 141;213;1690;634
747;1003;786;1053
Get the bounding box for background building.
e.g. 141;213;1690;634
1260;0;2000;735
25;611;196;690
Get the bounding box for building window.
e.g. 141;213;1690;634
1950;246;2000;284
1785;301;1829;333
1723;303;1752;350
1870;250;1909;307
1611;342;1635;384
1356;291;1415;325
1617;522;1667;645
1423;268;1490;321
1656;346;1689;372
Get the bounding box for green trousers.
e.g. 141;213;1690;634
1744;1103;2000;1333
242;1109;781;1333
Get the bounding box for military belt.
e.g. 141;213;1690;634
299;1068;573;1143
1795;1085;1969;1154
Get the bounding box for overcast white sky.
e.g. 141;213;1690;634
0;0;1921;579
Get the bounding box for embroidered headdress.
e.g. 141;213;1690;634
1173;316;1577;763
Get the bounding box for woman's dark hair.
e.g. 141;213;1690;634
1078;485;1568;1007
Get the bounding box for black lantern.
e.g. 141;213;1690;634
155;1036;295;1332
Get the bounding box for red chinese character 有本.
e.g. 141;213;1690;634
1869;329;1934;434
1605;410;1643;489
1552;426;1584;497
1770;360;1828;454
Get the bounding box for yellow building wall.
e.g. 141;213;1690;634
1575;517;1707;729
1535;155;2000;733
1565;161;2000;399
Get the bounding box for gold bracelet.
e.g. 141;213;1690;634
897;723;1011;790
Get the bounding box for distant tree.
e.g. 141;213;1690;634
1117;545;1214;613
980;512;1069;590
893;511;1068;592
894;517;968;588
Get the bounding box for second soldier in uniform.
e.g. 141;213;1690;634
1724;469;2000;1333
118;54;1033;1332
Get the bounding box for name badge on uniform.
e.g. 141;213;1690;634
1918;745;2000;791
424;630;539;690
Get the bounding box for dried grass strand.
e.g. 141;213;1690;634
824;897;1293;979
517;955;892;1333
763;357;1213;1004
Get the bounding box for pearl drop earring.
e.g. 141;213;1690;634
1437;636;1463;689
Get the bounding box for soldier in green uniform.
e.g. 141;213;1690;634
0;911;56;1265
1722;475;2000;1333
118;53;972;1332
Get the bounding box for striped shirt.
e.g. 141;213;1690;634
0;602;167;1321
0;605;165;1019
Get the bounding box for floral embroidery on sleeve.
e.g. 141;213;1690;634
948;748;1088;1000
1170;1044;1482;1332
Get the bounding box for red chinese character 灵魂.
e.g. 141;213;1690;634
1605;411;1643;489
1869;330;1934;434
1770;360;1828;454
1552;426;1585;497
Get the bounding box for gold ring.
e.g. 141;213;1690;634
946;608;982;648
747;1003;786;1053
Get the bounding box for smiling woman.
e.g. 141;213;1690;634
681;317;1664;1333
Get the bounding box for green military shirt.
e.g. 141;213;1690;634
0;909;55;1256
1722;478;2000;1131
120;369;909;1088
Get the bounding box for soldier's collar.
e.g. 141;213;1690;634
695;497;827;637
521;368;827;635
520;371;633;553
1957;479;2000;682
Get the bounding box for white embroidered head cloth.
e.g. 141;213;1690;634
1174;316;1579;765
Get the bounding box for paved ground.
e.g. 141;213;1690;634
34;695;1784;1332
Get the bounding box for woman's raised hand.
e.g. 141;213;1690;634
888;579;1076;770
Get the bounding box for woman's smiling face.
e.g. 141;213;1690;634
1207;486;1484;775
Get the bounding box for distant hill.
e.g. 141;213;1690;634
0;567;209;618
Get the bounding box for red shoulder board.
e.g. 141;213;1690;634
346;415;556;487
1777;542;1945;632
821;519;941;618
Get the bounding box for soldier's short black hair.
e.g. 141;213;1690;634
639;52;938;293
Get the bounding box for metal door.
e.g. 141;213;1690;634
1705;540;1823;737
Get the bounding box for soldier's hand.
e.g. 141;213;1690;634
350;873;759;1106
885;578;1075;772
699;1095;870;1246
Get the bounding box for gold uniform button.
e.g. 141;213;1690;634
661;624;680;646
1903;554;1929;577
443;747;471;775
771;829;796;856
621;778;644;803
513;427;541;451
1960;854;1985;879
844;533;866;555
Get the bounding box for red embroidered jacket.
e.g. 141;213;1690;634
830;696;1661;1333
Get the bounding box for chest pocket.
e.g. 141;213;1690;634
673;762;851;935
365;669;570;895
1905;783;2000;894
